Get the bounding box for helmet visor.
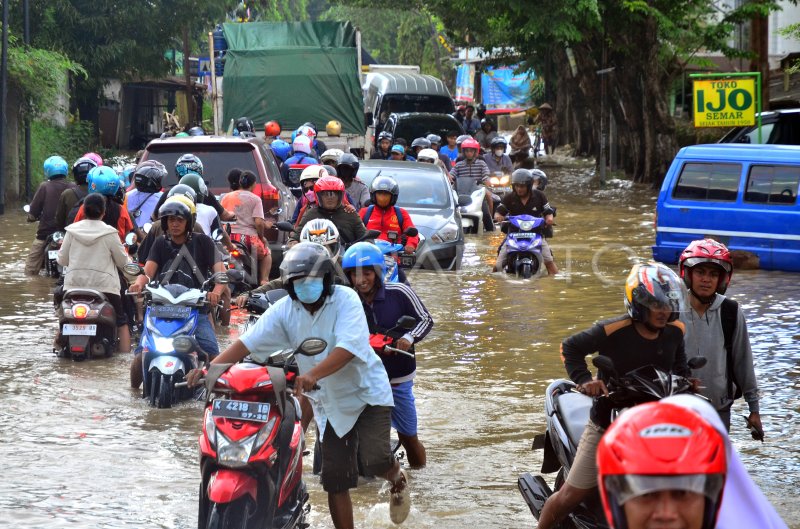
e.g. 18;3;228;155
604;473;725;505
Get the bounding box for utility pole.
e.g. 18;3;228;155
0;0;9;215
750;3;770;110
24;0;31;200
183;25;194;127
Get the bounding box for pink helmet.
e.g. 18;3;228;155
83;152;104;166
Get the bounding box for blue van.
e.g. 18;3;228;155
653;144;800;272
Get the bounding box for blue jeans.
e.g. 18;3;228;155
194;313;219;358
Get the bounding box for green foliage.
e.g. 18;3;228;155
779;22;800;73
674;119;727;148
29;120;96;187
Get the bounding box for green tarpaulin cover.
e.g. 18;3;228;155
222;22;363;135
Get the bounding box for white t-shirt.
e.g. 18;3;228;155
195;203;218;236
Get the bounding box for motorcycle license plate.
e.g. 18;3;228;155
152;305;191;319
492;186;511;194
211;399;271;422
513;233;538;239
62;324;97;336
399;254;416;268
48;251;58;259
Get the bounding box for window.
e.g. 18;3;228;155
672;163;741;201
742;122;777;144
145;144;258;190
744;165;800;205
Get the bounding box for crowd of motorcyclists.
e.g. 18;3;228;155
21;115;787;529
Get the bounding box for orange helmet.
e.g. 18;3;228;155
264;120;281;137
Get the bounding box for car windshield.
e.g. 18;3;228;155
393;116;463;145
381;95;454;115
144;143;258;189
359;165;452;209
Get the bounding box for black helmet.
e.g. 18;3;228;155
490;136;508;150
531;168;548;191
480;118;492;129
337;153;360;181
369;175;399;206
456;134;471;148
235;117;254;134
134;160;167;193
511;169;534;189
411;137;431;150
426;134;442;146
321;165;337;176
377;131;393;143
158;196;196;234
187;126;205;136
72;157;97;186
167;183;197;204
280;242;336;301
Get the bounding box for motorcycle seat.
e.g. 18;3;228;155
555;391;593;447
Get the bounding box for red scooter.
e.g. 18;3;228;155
175;336;326;529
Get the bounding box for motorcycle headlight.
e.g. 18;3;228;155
204;408;217;450
519;220;535;231
500;175;510;185
431;220;459;244
153;336;174;353
217;432;257;468
252;416;278;455
489;176;500;185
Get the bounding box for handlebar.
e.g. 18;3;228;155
382;345;415;358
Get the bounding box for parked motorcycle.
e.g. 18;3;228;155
517;356;706;528
180;336;326;529
125;263;231;408
500;215;545;279
54;288;119;360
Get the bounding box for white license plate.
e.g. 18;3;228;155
63;324;97;336
48;251;58;259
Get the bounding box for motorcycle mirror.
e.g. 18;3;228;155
211;229;223;242
123;262;144;276
124;232;137;246
226;269;245;284
396;315;417;331
457;195;472;207
172;336;198;355
687;356;707;370
205;363;234;394
387;231;399;241
592;355;618;379
23;204;30;213
298;337;327;356
403;227;418;238
276;221;295;232
142;222;152;234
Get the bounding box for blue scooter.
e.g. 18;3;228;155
501;215;545;279
374;227;418;284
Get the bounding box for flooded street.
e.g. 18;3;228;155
1;164;798;528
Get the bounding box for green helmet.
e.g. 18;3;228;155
178;172;208;203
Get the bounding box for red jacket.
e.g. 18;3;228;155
358;205;420;250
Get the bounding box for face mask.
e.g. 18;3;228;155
494;149;504;157
293;276;324;304
305;189;316;203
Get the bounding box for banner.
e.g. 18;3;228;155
481;66;534;111
455;63;475;102
693;77;756;128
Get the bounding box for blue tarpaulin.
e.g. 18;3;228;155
481;66;534;111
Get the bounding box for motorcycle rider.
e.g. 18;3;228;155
483;137;513;175
54;157;95;231
597;400;727;529
151;153;235;222
269;139;292;172
426;133;453;168
25;156;76;275
56;193;131;353
410;137;431;159
370;131;394;160
336;153;370;211
290;176;368;246
359;176;419;254
73;166;135;244
492;169;557;275
126;161;165;234
320;148;344;167
535;263;691;529
220;170;273;285
475;118;498;150
234;116;256;138
128;196;227;388
342;242;434;468
463;104;480;134
188;242;412;526
451;137;494;231
390;144;412;162
280;135;319;184
299;122;328;157
291;165;326;225
678;238;762;435
440;130;459;165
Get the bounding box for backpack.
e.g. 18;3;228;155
720;297;742;400
65;188;89;226
361;205;404;232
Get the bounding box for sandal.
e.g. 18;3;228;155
389;469;410;524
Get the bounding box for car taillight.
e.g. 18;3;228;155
228;263;235;269
73;304;89;319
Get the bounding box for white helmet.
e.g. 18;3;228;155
300;218;341;257
299;164;327;184
417;148;439;163
292;135;313;155
320;148;344;165
297;125;317;139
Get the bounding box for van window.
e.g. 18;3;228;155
145;143;258;189
744;165;800;205
672;162;741;201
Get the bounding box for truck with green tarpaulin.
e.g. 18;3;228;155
220;21;367;154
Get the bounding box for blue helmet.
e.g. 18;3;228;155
270;139;292;162
87;166;121;197
44;156;69;180
121;165;136;187
176;153;203;179
342;242;386;281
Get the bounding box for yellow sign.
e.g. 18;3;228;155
693;78;756;128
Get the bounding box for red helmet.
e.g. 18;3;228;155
264;120;281;137
314;175;345;208
461;138;480;151
598;401;726;529
679;238;733;294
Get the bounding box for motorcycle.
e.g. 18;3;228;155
24;204;64;277
125;263;232;408
500;215;546;279
374;227;418;283
458;187;486;235
487;172;512;200
179;336;326;529
54;288;119;360
517;356;707;528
